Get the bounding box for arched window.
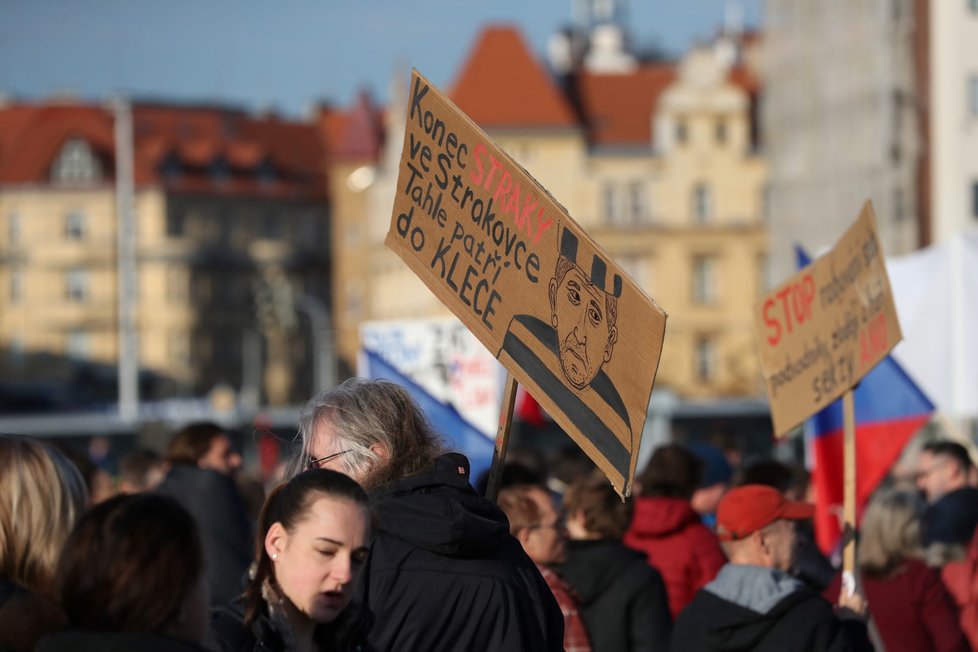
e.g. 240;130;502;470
51;139;103;183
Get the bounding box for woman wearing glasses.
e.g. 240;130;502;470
208;468;372;652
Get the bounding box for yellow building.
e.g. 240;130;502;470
0;101;331;407
329;24;767;399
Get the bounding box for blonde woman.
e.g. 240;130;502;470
826;488;968;652
0;435;88;651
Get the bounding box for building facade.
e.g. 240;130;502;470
328;22;768;399
0;101;331;408
762;0;978;281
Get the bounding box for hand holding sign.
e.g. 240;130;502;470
754;200;903;577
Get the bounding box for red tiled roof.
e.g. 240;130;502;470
0;101;327;199
0;104;114;183
573;64;676;148
450;25;577;129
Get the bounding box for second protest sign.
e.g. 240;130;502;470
755;201;903;436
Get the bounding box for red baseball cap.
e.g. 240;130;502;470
716;484;815;541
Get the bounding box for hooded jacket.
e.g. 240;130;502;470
671;564;872;652
624;496;726;617
358;453;564;652
558;539;672;652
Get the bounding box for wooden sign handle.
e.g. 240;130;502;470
485;374;518;503
842;389;857;576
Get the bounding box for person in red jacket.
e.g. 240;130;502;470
825;488;968;652
624;444;726;617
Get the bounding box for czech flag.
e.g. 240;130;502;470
796;246;935;554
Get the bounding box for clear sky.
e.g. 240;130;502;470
0;0;761;117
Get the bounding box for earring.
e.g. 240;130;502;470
272;553;278;560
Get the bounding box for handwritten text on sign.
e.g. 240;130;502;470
386;70;667;497
754;202;902;436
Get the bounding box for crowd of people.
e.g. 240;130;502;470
2;377;978;651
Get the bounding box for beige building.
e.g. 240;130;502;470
328;23;768;399
0;101;331;407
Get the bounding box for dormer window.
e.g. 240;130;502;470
211;157;230;184
52;138;103;184
257;158;276;185
160;151;182;180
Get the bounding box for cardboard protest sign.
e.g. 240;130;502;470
755;201;903;436
385;70;667;496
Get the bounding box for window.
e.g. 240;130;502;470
166;266;187;303
9;269;22;303
8;334;24;363
161;152;182;180
192;333;212;365
216;211;232;243
971;0;978;14
694;337;715;382
166;209;185;238
66;330;89;360
257;159;276;185
970;76;978;116
65;210;86;240
65;268;88;302
7;212;20;245
692;183;712;223
51;139;103;183
167;331;189;365
603;182;622;224
192;274;212;303
262;212;282;240
972;182;978;218
627;181;648;223
346;279;363;320
692;255;717;304
715;118;727;145
211;158;230;184
675;118;688;145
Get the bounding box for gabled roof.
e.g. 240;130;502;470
572;64;677;148
450;25;577;129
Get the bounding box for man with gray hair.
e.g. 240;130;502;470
293;378;564;651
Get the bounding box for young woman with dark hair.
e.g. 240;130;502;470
208;468;372;652
37;493;210;651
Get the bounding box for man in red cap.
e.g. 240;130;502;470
672;485;872;651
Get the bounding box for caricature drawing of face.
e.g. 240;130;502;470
549;262;618;389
